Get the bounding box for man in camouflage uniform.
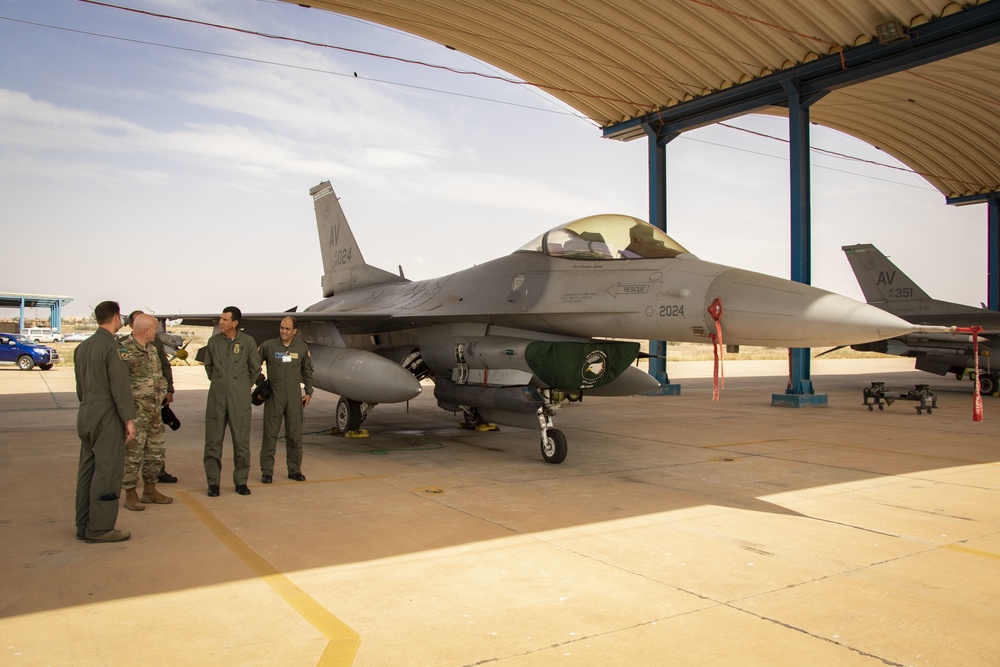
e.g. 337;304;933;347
203;306;261;497
74;300;135;543
258;317;314;483
128;310;178;483
121;313;172;511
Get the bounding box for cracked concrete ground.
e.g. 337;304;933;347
1;359;998;666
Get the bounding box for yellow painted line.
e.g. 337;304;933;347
178;491;360;666
944;543;1000;561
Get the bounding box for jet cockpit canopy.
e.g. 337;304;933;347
516;214;690;261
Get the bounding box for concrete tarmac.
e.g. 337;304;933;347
1;359;997;666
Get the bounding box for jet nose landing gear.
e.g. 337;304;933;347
540;429;567;464
537;407;567;464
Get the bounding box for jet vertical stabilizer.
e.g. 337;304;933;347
312;181;408;297
842;243;999;391
843;243;935;318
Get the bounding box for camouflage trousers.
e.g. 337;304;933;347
123;397;166;489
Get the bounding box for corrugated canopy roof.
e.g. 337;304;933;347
287;0;1000;199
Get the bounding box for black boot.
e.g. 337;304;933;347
158;469;178;483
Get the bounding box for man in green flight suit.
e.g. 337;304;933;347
258;316;314;484
203;306;261;497
74;300;136;543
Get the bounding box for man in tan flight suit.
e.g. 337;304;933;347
74;300;136;543
203;306;260;497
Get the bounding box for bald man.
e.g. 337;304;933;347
128;309;178;484
121;313;172;510
257;317;314;483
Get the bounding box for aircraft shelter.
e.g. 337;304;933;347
0;292;73;333
283;0;1000;403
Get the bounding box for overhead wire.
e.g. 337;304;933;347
717;121;988;191
10;2;989;192
78;0;660;111
0;15;578;117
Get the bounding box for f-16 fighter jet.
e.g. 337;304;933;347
174;182;924;463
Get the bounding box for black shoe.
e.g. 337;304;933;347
158;469;178;483
76;527;86;541
235;484;251;496
207;485;220;497
288;472;306;482
261;475;272;484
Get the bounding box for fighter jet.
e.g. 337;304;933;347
842;243;998;394
171;182;926;463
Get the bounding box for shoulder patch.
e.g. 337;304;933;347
118;347;129;361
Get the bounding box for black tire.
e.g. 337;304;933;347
462;407;484;428
38;363;53;371
17;355;35;371
541;429;568;464
336;397;363;433
978;373;997;395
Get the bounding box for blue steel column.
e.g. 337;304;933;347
788;90;811;395
644;123;680;394
19;298;25;332
989;195;999;311
773;83;828;407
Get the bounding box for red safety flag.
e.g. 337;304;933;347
956;326;984;422
707;298;724;400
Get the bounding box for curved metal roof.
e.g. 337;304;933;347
289;1;999;199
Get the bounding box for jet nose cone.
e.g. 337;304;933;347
708;269;915;347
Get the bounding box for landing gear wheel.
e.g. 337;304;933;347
336;397;363;433
540;429;567;464
17;355;34;371
978;373;997;395
462;407;484;429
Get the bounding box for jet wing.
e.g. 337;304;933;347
159;311;392;328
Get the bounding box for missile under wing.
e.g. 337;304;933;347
843;243;999;393
171;183;924;463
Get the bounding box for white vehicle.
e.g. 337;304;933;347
20;327;62;343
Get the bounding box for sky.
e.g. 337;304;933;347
0;0;989;320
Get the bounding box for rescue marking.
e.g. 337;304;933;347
178;490;361;666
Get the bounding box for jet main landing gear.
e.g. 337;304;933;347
336;397;375;434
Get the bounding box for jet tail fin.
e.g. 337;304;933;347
842;243;931;315
311;181;408;297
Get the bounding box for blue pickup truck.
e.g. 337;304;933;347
0;333;60;370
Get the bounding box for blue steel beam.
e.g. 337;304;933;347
605;2;1000;140
644;125;678;387
786;84;812;395
992;196;1000;311
946;192;1000;311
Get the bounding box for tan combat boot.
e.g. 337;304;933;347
141;482;173;504
124;487;145;512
